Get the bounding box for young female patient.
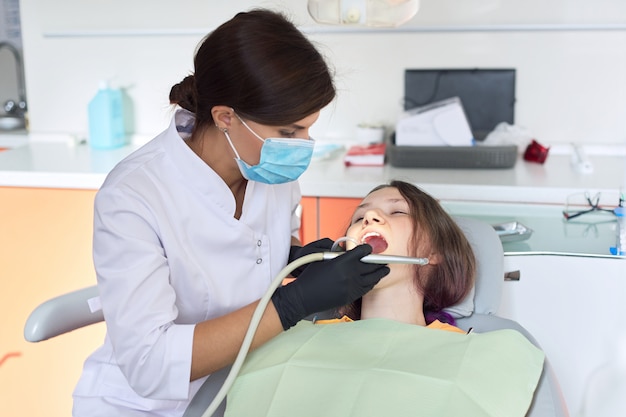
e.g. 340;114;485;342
331;179;475;329
224;181;544;417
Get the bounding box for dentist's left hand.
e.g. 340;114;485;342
272;243;390;330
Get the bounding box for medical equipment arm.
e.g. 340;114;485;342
272;244;390;330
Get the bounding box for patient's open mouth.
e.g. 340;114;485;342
361;232;388;254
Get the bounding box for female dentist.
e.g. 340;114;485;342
72;9;389;417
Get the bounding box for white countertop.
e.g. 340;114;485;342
300;151;625;204
1;134;624;205
0;135;143;189
301;141;626;205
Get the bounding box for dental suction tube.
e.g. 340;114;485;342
201;248;429;417
200;253;324;417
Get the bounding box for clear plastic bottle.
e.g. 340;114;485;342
616;208;625;256
611;192;625;256
88;80;126;149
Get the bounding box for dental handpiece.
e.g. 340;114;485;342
322;252;429;265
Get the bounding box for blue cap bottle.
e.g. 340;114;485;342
88;80;126;149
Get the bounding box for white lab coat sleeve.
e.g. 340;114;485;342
93;184;194;400
290;182;302;240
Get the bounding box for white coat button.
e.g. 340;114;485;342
257;240;262;246
256;258;262;264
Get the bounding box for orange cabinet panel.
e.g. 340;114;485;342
299;197;361;244
0;187;104;417
318;197;361;241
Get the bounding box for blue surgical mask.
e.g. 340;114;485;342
222;115;314;184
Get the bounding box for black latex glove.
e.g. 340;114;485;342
272;244;390;330
287;238;335;277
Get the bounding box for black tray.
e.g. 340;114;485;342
388;144;518;169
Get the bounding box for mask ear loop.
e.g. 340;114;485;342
331;236;359;252
234;112;265;142
222;129;243;160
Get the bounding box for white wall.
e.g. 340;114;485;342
18;0;626;146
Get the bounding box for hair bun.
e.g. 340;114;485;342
169;75;197;112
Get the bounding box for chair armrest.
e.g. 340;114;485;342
24;285;104;342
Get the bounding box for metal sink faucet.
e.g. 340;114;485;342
0;41;27;118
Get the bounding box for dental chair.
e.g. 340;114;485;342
452;217;569;417
24;217;568;417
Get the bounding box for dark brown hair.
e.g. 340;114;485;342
169;9;335;133
342;180;476;323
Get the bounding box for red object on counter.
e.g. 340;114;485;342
344;143;386;166
523;140;550;164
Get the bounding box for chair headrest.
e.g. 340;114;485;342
444;217;504;318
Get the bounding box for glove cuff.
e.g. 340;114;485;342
288;245;301;263
271;285;305;331
288;245;305;277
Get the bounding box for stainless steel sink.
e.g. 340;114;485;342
0;115;26;131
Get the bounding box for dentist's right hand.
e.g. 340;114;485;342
271;244;390;330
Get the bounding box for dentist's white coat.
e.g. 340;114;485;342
73;110;300;416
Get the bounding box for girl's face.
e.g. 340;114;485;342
346;187;414;258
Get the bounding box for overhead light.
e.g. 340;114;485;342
307;0;419;28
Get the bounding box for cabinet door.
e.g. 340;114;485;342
318;197;361;241
498;255;626;415
0;187;104;417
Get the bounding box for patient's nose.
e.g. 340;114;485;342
363;210;384;225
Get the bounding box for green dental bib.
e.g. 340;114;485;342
225;319;544;417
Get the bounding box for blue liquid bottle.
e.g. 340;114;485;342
609;191;625;256
88;80;126;149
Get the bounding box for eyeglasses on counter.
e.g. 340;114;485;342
562;191;624;221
